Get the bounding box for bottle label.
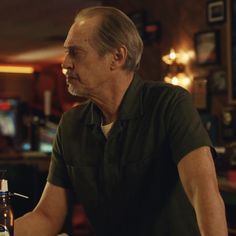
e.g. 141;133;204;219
0;225;10;236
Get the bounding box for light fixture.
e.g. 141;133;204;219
164;73;192;88
162;49;192;91
0;65;34;74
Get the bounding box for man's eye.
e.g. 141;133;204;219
68;49;78;57
64;48;78;58
65;47;85;59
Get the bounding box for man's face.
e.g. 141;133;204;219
62;17;113;97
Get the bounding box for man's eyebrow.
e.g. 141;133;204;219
64;46;78;50
64;46;86;52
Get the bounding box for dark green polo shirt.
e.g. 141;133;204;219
48;74;212;236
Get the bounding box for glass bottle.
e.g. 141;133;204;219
0;171;14;236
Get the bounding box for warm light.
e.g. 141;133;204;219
0;65;34;74
162;49;194;65
164;73;192;91
172;76;179;85
178;50;195;64
162;48;179;65
169;49;177;60
162;48;194;91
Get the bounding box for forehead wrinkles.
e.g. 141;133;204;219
64;20;97;48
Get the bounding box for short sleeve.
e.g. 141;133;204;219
165;87;213;164
47;116;71;188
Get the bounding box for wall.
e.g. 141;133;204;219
105;0;228;81
0;73;34;102
0;0;229;119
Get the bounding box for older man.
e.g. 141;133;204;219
15;6;227;236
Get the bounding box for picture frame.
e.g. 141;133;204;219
194;30;220;66
192;77;209;111
207;0;225;24
209;69;226;94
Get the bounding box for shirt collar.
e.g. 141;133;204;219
86;73;144;125
117;73;144;120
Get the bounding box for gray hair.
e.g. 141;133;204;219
74;6;143;72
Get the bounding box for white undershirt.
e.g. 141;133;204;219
101;122;114;138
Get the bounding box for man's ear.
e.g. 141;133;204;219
110;46;127;70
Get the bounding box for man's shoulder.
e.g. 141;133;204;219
61;101;91;123
142;80;190;101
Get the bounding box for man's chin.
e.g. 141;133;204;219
68;86;87;98
68;88;81;96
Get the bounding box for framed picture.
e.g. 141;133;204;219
209;69;226;93
194;30;220;65
207;0;225;24
192;77;209;111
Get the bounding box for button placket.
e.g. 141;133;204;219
103;121;123;199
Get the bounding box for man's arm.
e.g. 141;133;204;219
177;146;228;236
15;182;69;236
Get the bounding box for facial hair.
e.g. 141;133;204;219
66;78;89;98
67;79;80;96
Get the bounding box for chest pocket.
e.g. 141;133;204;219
64;127;105;206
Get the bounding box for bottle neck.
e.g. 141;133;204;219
0;192;10;204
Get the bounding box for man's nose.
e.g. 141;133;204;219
61;54;73;70
61;55;73;76
61;65;67;76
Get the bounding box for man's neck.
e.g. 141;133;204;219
93;72;134;125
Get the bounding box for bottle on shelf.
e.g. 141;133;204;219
0;170;14;236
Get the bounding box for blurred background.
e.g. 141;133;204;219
0;0;236;235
